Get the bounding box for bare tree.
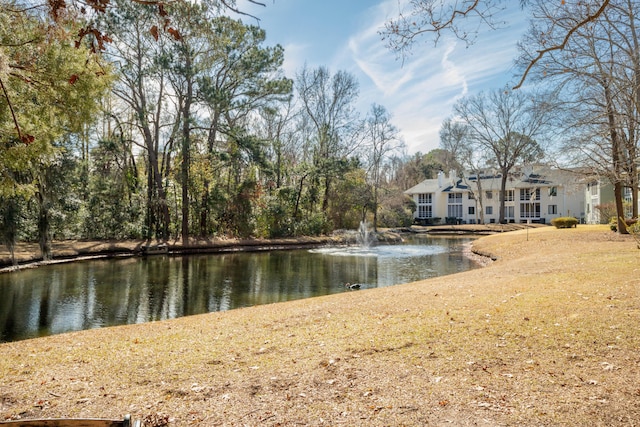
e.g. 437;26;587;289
364;104;403;231
439;117;468;174
453;88;550;223
518;0;640;231
439;118;486;223
295;66;360;214
381;0;612;89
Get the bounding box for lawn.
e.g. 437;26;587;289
1;225;639;426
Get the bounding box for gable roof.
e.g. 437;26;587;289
442;180;470;192
404;180;440;195
404;165;586;195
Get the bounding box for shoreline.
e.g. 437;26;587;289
0;226;504;274
462;241;495;266
0;236;352;274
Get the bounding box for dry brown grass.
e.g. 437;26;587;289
1;225;640;426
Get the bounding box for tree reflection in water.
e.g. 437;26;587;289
0;236;478;342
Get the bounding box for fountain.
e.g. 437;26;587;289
356;220;376;248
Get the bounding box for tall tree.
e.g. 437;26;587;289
363;104;403;231
439;118;489;223
102;0;173;239
439;118;468;174
0;5;112;258
162;1;207;243
453;89;549;223
518;0;640;231
296;66;360;216
195;16;292;236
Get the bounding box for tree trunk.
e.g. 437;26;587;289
145;166;156;239
36;189;52;261
628;0;640;219
604;81;629;234
614;181;627;232
181;58;193;244
322;175;331;213
499;172;508;224
143;131;170;240
475;176;485;224
1;197;18;266
293;173;307;220
372;184;378;232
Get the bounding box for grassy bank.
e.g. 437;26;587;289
1;225;639;426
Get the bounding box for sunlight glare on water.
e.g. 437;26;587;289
309;244;447;258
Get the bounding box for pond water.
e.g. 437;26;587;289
0;235;478;342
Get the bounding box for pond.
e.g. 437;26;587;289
0;235;478;342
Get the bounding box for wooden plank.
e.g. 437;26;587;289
0;419;128;427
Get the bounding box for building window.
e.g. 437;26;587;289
486;206;493;215
448;193;462;203
521;203;541;218
418;205;433;218
448;205;463;218
548;205;557;214
418;193;432;204
520;188;541;201
590;182;598;196
504;190;515;202
486;191;493;199
447;193;463;218
549;187;557;197
504;205;514;219
417;193;433;218
469;206;475;215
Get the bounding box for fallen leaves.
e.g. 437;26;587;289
143;413;170;427
1;226;639;425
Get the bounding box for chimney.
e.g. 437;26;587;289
437;170;444;187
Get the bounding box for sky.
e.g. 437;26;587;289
236;0;530;155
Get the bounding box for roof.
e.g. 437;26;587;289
404;180;441;195
404;165;586;195
442;180;470;192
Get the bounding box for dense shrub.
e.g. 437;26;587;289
610;217;638;233
551;217;579;229
377;202;414;228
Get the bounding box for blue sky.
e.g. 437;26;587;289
239;0;529;154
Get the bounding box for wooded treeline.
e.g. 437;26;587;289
3;0;640;265
0;0;441;264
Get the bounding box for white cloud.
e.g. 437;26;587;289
280;42;309;78
337;1;529;153
343;11;472;152
440;41;468;98
244;0;529;154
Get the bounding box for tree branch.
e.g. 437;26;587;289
513;0;610;89
0;75;32;144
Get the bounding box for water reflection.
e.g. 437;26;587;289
0;236;477;342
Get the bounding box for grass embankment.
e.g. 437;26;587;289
1;225;639;426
